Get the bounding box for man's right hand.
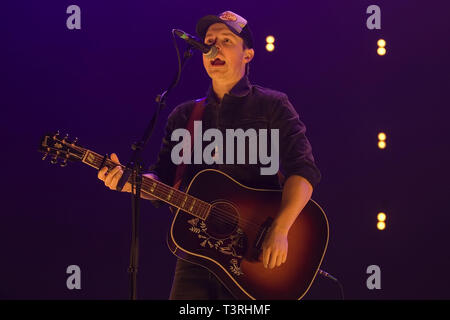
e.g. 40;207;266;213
97;153;158;200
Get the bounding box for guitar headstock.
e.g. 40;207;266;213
39;131;85;167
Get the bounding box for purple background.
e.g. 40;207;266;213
3;0;450;299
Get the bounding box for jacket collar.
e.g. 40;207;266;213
205;75;251;105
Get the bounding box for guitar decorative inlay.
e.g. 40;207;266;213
230;258;244;276
87;153;95;163
187;217;246;276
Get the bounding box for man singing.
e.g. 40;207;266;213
98;10;321;300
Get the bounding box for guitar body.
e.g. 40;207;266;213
167;169;329;300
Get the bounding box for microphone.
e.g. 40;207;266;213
173;29;218;59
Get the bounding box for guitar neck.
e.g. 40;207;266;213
81;149;210;220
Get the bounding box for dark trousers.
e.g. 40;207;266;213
169;258;235;300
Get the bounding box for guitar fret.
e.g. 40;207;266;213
181;195;188;208
200;203;211;220
139;174;210;220
174;192;187;210
197;203;205;218
81;150;89;162
154;184;166;199
82;151;101;169
189;199;196;212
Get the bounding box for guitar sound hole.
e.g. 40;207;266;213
205;202;239;239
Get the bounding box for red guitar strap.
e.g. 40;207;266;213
173;97;206;190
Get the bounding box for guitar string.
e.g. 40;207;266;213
138;174;266;229
139;177;264;231
87;152;265;231
89;155;267;230
83;153;264;228
63;145;268;230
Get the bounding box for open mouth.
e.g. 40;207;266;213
211;58;226;66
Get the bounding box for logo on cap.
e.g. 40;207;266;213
220;11;238;22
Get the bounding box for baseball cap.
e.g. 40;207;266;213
196;11;254;49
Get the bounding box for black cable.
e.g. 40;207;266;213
318;269;345;300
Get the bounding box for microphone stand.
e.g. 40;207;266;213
116;44;194;300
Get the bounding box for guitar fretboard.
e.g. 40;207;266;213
82;150;211;220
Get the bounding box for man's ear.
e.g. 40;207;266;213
244;48;255;63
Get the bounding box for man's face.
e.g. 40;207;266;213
202;23;254;83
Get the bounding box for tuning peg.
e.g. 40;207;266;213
51;153;59;164
62;133;69;142
60;158;68;167
72;137;78;145
53;130;60;139
42;153;48;161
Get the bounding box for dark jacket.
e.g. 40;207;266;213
148;75;321;201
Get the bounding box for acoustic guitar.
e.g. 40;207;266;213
39;132;329;300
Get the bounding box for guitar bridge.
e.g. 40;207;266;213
252;217;273;260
